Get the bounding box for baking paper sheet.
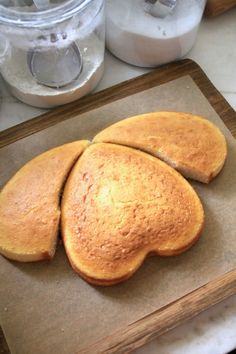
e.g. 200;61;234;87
0;75;236;354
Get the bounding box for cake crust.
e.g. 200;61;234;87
0;140;89;262
93;112;227;183
62;143;204;285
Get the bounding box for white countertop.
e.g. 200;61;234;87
0;7;236;354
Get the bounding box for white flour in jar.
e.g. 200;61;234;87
0;34;104;108
106;0;205;67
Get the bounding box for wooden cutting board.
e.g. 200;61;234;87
0;59;236;354
205;0;236;17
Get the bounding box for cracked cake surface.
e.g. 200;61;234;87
94;112;227;183
62;143;204;285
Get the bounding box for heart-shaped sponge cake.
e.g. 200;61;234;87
61;143;204;285
0;140;89;261
94;112;227;183
0;112;227;285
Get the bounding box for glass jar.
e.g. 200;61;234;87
105;0;206;67
0;0;105;108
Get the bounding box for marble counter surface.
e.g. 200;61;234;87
0;7;236;354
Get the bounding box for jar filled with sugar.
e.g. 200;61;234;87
0;0;105;108
105;0;206;67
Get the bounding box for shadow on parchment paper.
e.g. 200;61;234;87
202;141;236;199
9;244;76;284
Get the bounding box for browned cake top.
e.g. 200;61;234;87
0;140;89;261
62;143;204;284
94;112;227;183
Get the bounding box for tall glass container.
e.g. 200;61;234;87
0;0;105;108
106;0;206;67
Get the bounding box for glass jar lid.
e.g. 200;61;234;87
0;0;94;28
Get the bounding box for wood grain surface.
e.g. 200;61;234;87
80;268;236;353
0;59;236;354
205;0;236;17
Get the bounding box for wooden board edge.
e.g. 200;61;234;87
79;268;236;354
1;59;235;149
188;61;236;138
204;0;236;17
0;59;204;148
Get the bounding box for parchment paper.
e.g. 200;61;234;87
0;76;236;354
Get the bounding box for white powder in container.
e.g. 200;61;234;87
106;0;205;67
0;34;104;108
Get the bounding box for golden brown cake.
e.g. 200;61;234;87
0;140;89;262
93;112;227;183
61;143;204;285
